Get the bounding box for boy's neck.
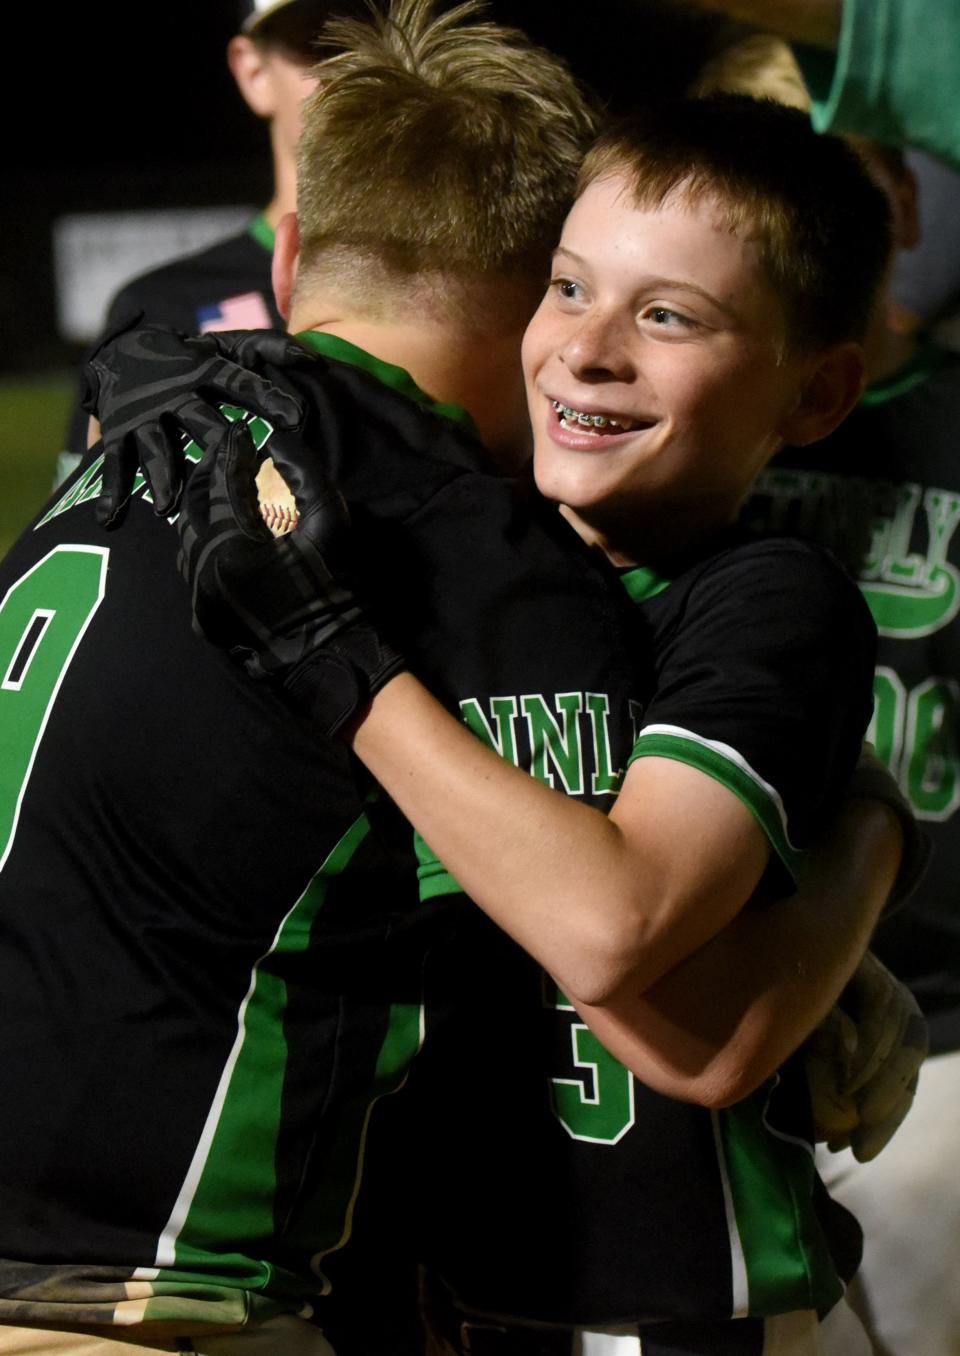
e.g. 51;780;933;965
560;498;741;573
288;288;537;472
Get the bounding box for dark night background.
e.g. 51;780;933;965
5;4;274;375
3;0;735;375
0;0;734;543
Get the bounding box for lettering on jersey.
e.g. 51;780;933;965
750;468;960;638
459;691;625;797
749;469;960;822
871;666;960;822
586;693;622;796
35;408;276;530
522;692;584;794
545;981;635;1145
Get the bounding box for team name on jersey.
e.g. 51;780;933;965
459;691;641;799
752;467;960;822
751;467;960;639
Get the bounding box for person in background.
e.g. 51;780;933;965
889;150;960;354
681;0;960;165
57;0;362;480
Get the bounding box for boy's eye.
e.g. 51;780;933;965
550;277;582;302
647;306;692;328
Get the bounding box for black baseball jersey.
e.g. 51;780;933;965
358;532;876;1332
63;217;281;462
0;334;642;1333
745;342;960;1053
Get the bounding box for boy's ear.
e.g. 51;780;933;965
227;36;278;120
779;343;866;447
272;213;300;320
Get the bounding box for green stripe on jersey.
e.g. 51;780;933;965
713;1089;844;1315
627;726;805;882
303;998;425;1291
149;813;373;1287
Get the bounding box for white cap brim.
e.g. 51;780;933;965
241;0;302;33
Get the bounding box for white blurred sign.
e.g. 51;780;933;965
53;206;254;343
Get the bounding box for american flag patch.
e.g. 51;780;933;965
198;292;273;333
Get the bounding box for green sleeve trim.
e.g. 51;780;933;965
414;830;463;900
627;727;805;882
295;330;478;435
246;213;276;254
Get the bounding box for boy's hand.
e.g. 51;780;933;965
178;420;404;737
81;321;310;525
805;951;928;1161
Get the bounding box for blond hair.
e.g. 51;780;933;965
692;32;811;111
295;0;597;312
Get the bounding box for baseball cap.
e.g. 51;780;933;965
240;0;302;32
239;0;374;44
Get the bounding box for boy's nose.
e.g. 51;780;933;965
559;313;635;384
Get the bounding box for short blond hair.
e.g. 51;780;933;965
295;0;598;308
692;32;811;111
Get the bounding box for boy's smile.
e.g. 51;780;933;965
522;173;819;558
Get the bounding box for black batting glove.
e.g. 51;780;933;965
178;420;405;737
81;319;312;525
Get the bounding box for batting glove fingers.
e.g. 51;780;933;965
83;321;309;525
178;420;404;735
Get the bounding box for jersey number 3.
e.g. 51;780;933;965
549;989;636;1145
0;546;109;872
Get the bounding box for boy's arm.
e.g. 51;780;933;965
564;797;900;1106
178;427;885;1103
352;673;772;1007
349;533;876;1014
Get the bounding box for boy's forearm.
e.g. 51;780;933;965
686;0;841;47
351;672;768;1006
572;798;901;1106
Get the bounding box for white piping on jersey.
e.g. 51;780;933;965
575;1326;643;1355
711;1109;750;1319
636;723;800;854
141;923;296;1273
760;1074;816;1157
139;818;369;1277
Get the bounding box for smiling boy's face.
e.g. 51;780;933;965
522;173;820;554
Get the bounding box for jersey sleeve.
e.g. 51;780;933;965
629;538;877;879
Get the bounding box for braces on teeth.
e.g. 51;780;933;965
552;399;621;429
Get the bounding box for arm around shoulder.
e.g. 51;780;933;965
571;795;902;1106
